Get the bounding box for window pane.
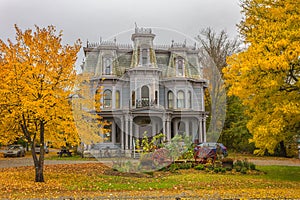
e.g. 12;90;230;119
177;91;185;108
104;90;112;108
115;91;120;108
132;91;135;107
168;91;173;108
142;49;147;65
177;59;184;76
104;58;111;75
187;91;192;108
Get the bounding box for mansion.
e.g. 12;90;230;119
81;27;208;153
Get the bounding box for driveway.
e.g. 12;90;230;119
0;156;98;169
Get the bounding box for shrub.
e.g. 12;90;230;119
194;164;205;170
214;167;220;173
178;162;192;169
226;167;232;171
241;167;247;174
233;159;256;174
221;168;226;173
234;160;243;168
249;163;256;170
169;163;179;172
235;165;242;172
204;162;214;170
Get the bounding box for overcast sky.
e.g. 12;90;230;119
0;0;242;70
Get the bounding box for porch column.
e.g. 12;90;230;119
166;115;171;142
203;118;207;142
112;121;116;144
129;116;133;150
173;119;177;136
199;118;203;143
185;119;189;137
125;115;129;150
162;115;166;135
120;117;124;150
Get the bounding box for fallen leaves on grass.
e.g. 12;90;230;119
0;164;299;199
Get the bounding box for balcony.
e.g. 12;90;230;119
135;98;157;108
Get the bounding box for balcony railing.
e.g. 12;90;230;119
136;99;157;108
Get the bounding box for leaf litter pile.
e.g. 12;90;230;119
0;163;299;199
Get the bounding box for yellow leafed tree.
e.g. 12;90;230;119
71;73;110;147
224;0;300;155
0;25;81;182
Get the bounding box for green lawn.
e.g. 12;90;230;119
257;165;300;182
0;163;299;199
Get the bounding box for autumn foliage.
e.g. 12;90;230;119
224;0;300;155
0;25;81;181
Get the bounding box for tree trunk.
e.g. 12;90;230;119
279;141;287;157
32;121;45;182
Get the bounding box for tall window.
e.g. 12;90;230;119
177;91;185;108
115;90;120;109
187;91;192;109
131;91;135;107
168;91;174;109
141;85;149;107
142;49;148;65
177;59;184;76
103;58;112;75
103;89;112;108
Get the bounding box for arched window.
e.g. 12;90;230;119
115;90;120;109
177;91;185;108
177;58;184;76
187;91;192;109
141;85;149;107
103;89;112;108
167;91;174;109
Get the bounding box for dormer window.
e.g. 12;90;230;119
176;58;184;76
103;57;112;75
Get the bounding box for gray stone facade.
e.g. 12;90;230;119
81;27;208;153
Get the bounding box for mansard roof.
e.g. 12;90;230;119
82;28;202;79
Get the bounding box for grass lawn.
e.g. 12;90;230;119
0;163;299;199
